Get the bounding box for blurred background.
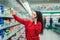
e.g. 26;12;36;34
0;0;60;40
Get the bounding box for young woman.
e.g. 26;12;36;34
12;11;43;40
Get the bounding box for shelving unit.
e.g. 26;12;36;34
3;27;24;40
0;23;19;30
0;6;25;40
53;23;60;33
0;15;24;40
16;28;24;40
43;11;60;33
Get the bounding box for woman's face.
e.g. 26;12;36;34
31;12;37;19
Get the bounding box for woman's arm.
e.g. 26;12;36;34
13;14;29;25
35;22;42;35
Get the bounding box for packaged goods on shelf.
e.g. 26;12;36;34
10;27;14;33
0;18;4;28
16;25;19;28
0;5;24;40
9;8;13;15
0;18;4;25
0;5;4;24
19;32;26;40
13;25;20;31
16;32;18;36
11;34;16;40
4;9;11;16
19;36;26;40
53;6;58;10
9;19;16;25
0;30;4;40
4;19;10;26
0;5;4;14
9;31;20;40
4;28;11;37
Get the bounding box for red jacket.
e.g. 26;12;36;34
13;14;42;40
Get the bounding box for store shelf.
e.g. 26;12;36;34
0;15;13;18
41;10;60;13
16;29;24;40
53;26;60;33
0;23;20;30
53;28;60;33
41;10;60;15
43;14;60;15
16;33;23;40
53;23;60;29
55;29;60;33
3;27;24;40
54;27;60;30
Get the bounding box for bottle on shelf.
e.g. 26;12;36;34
0;5;4;14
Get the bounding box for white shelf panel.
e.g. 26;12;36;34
0;15;13;18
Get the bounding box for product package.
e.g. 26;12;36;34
0;5;4;14
0;18;4;26
0;30;4;39
4;28;10;37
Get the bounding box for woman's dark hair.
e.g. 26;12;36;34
35;11;43;34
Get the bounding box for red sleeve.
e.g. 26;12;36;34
35;22;42;35
13;14;29;25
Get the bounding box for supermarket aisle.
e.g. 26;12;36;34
40;29;60;40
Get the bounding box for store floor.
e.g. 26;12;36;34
40;29;60;40
19;29;60;40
